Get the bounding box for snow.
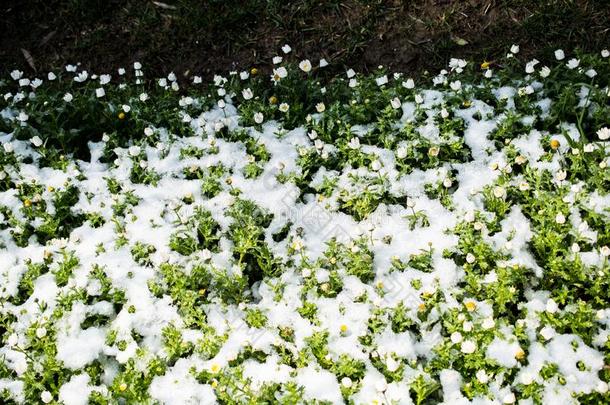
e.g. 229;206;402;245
295;366;343;403
57;327;106;370
1;55;609;404
486;337;521;368
58;374;93;405
149;360;216;405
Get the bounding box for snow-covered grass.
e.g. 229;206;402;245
0;46;609;404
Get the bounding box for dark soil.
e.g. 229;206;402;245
1;0;609;78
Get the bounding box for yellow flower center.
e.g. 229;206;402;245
515;348;525;360
465;301;477;312
550;139;560;150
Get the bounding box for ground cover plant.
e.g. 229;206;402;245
0;45;609;404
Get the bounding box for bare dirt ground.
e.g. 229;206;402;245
1;0;609;77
